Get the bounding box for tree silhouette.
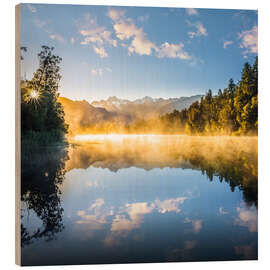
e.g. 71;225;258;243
21;146;69;247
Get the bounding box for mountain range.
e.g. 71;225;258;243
59;95;203;134
91;95;203;118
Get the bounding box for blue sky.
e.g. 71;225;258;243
20;4;258;101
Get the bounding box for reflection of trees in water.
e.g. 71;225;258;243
182;150;257;208
66;136;257;207
21;145;69;247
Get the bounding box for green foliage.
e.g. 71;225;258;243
161;57;258;135
21;46;68;144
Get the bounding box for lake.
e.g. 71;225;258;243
21;135;258;265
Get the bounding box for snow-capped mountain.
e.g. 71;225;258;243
91;95;203;119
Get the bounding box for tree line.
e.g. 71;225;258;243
160;57;258;135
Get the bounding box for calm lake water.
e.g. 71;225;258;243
21;135;258;265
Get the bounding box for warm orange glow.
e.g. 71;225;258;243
73;134;183;142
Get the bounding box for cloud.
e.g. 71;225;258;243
76;198;108;230
26;4;37;13
111;202;155;232
157;42;191;60
223;40;233;49
186;8;199;16
234;206;257;232
79;13;117;57
80;28;117;47
75;196;190;247
93;46;108;58
192;220;203;233
34;18;66;44
113;18;158;56
89;198;104;209
107;9;125;22
49;34;65;43
184;218;203;233
108;9;192;60
155;197;187;213
238;25;258;56
187;21;207;39
111;197;188;232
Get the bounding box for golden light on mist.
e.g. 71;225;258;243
73;134;183;142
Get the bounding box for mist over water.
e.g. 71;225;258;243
21;135;258;265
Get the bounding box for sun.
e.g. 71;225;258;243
30;90;39;99
25;89;41;106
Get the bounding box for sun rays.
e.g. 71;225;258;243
25;89;41;107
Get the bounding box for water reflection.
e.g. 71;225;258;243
21;135;258;265
21;146;69;246
67;135;258;206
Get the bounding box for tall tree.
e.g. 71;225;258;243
21;46;68;142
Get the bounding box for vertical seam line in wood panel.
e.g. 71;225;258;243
15;4;21;266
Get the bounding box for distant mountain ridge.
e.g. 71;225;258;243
59;95;203;134
91;95;203;119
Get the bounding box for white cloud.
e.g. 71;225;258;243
238;25;258;56
223;40;233;49
111;202;155;232
107;8;196;63
155;197;187;213
186;8;199;16
49;34;65;43
113;19;157;56
107;9;125;22
157;42;191;60
34;18;66;44
79;13;117;57
188;21;207;39
89;198;104;210
93;46;108;58
113;20;139;40
234;206;257;232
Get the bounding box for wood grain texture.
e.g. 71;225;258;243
15;4;21;266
